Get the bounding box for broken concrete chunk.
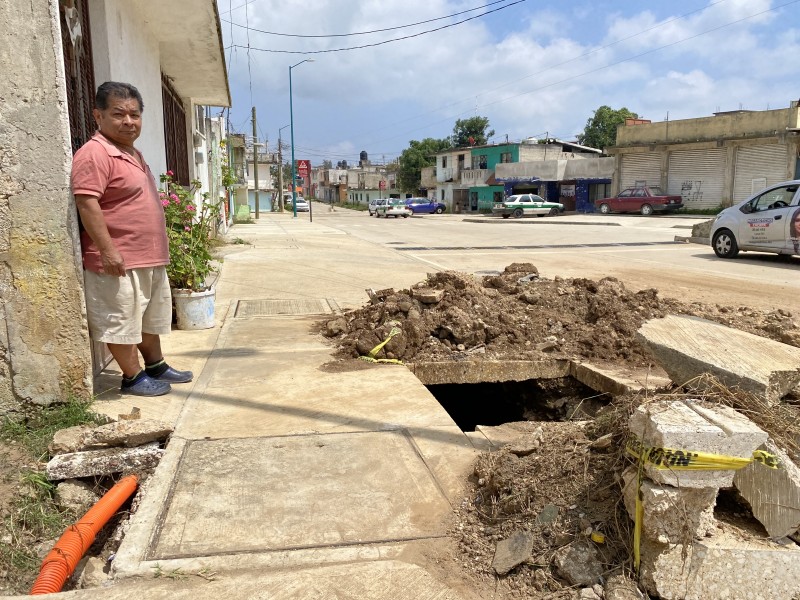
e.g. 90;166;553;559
604;574;645;600
77;556;109;589
637;315;800;403
639;534;800;600
579;588;601;600
412;287;444;304
46;442;163;480
734;439;800;539
552;540;604;586
507;427;544;457
56;480;101;515
49;425;93;455
629;400;767;488
536;504;559;526
622;467;717;543
492;530;534;575
81;419;173;448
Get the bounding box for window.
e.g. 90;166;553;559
441;189;445;201
471;155;480;169
493;191;503;203
751;185;798;211
618;189;633;198
500;152;512;163
477;155;487;169
442;157;447;168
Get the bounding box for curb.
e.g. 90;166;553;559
674;236;710;245
461;218;622;227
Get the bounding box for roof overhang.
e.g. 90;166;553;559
495;176;541;184
135;0;231;107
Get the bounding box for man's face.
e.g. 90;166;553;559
93;96;142;146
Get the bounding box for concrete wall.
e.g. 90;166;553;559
0;0;93;411
495;157;614;181
88;0;167;176
615;106;800;147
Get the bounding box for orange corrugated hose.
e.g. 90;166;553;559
30;474;139;595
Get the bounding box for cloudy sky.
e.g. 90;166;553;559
218;0;800;165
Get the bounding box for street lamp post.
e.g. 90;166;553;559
289;58;314;218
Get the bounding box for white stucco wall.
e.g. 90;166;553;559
88;0;167;175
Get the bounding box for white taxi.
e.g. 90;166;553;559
711;180;800;258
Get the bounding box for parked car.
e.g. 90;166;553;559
283;193;309;212
596;186;683;215
492;194;564;219
710;180;800;259
368;198;387;216
376;198;412;218
405;197;446;214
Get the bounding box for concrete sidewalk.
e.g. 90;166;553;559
76;212;479;598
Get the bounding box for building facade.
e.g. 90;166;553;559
607;104;800;209
1;0;230;413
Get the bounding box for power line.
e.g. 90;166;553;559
230;0;528;54
222;0;514;38
351;0;799;149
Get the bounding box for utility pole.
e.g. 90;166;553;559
277;136;284;213
252;107;260;219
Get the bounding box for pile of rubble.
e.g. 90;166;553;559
324;265;800;368
44;416;172;588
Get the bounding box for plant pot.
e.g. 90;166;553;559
172;287;215;330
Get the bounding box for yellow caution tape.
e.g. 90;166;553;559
359;327;404;365
627;438;779;572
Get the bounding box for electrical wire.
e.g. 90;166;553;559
229;0;528;54
222;0;514;38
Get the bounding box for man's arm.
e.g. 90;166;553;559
74;194;126;276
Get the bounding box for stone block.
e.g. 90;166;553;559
81;419;173;448
56;480;101;515
552;539;604;586
412;287;444;304
639;533;800;600
604;574;645;600
734;439;800;538
629;400;766;488
45;442;163;480
492;530;534;575
637;315;800;403
622;467;717;543
49;425;93;455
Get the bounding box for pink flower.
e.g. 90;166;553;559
186;204;196;212
171;194;180;204
159;192;166;199
166;170;174;177
162;199;170;207
184;226;191;231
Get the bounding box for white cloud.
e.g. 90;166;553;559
219;0;800;163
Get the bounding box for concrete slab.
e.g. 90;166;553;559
6;560;472;600
570;361;671;396
149;430;451;560
409;359;571;386
637;315;800;403
734;439;800;538
640;531;800;600
629;400;767;488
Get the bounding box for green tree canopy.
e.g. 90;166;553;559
451;116;495;147
397;137;451;193
577;105;639;151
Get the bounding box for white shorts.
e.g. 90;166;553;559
84;266;172;344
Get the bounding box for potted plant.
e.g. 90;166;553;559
160;172;220;330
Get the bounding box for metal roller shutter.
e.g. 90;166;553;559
620;153;661;189
733;145;789;203
667;149;725;209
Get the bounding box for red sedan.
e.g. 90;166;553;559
597;186;683;216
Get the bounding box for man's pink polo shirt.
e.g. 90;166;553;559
71;132;169;273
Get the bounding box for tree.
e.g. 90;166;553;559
577;105;639;151
451;116;495;147
321;159;333;169
397;137;451;193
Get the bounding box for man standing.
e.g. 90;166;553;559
71;81;192;397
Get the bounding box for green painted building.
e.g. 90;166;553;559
467;144;518;211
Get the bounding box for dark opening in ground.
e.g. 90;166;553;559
426;376;610;432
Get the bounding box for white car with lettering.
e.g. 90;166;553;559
711;180;800;258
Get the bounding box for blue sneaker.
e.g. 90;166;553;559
121;373;171;396
150;366;193;383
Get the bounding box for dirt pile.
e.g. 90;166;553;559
325;263;800;367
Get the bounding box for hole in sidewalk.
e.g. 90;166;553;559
714;488;769;537
426;376;610;432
